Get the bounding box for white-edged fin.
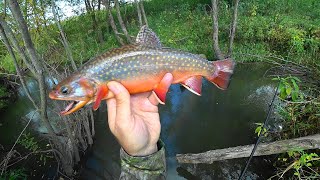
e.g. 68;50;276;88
180;76;202;96
152;91;165;105
136;25;162;48
181;84;201;96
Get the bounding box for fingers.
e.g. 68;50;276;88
148;73;173;106
107;81;131;124
106;98;116;129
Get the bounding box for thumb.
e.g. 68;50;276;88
107;81;131;123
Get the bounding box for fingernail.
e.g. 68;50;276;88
164;73;173;81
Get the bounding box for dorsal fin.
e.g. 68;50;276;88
136;25;162;48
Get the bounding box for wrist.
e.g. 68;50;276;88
126;143;158;156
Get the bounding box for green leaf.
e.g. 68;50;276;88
286;86;292;96
292;91;298;101
306;163;312;167
292;76;301;82
280;89;287;99
255;126;261;136
291;79;299;91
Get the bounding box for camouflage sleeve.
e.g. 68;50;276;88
119;141;166;180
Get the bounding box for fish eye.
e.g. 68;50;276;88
60;86;69;95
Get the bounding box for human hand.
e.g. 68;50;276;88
106;73;173;156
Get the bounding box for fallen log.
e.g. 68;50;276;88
176;134;320;164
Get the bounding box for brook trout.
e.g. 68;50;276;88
49;26;235;115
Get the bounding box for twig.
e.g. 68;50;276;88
4;149;56;169
281;98;320;105
0;72;21;77
115;32;135;39
0;111;35;175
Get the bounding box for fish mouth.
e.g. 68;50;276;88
60;100;90;115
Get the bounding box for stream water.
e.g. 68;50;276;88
0;63;277;179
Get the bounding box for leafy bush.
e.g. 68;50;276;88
0;54;16;74
0;168;27;180
0;85;9;109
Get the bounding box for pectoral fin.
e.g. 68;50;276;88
153;76;171;104
93;84;108;110
180;76;202;96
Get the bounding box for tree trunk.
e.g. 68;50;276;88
76;121;87;150
61;116;80;163
227;0;240;57
8;0;55;135
140;0;148;27
90;110;95;136
85;0;104;43
84;114;93;145
0;16;36;75
102;0;125;45
98;0;101;11
211;0;223;60
135;0;143;27
0;24;37;109
176;134;320;164
51;0;77;71
39;0;48;28
114;0;131;42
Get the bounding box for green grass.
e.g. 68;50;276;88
0;0;319;103
1;0;320;69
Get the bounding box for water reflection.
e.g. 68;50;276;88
83;63;276;179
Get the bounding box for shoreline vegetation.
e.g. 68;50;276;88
0;0;319;179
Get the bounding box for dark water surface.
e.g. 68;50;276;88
0;63;277;179
81;63;277;179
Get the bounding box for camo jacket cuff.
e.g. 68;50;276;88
119;141;166;180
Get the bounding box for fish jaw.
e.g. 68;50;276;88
49;76;100;115
60;99;91;115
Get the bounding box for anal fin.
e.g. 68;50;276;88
180;76;202;96
93;84;108;110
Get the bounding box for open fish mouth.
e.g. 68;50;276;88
60;100;89;115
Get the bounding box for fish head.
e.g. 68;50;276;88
49;75;98;115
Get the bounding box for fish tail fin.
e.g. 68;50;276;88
206;58;235;90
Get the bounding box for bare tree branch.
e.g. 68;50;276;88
0;15;36;75
102;0;125;45
114;0;131;42
135;0;142;27
0;24;38;109
0;111;34;175
51;0;77;71
211;0;224;60
140;0;148;26
227;0;240;57
8;0;55;134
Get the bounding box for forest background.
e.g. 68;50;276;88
0;0;319;179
